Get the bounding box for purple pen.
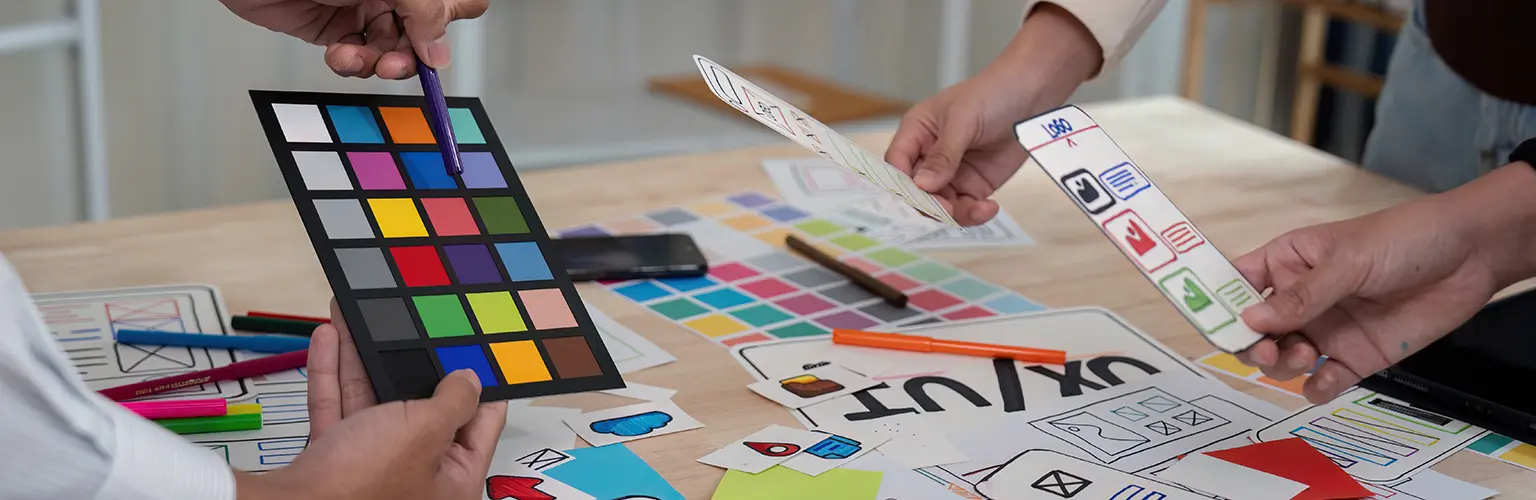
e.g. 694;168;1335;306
416;60;463;176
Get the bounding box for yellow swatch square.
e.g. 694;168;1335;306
466;291;528;333
368;198;428;238
683;314;750;338
489;341;552;384
753;227;794;248
689;200;739;217
722;213;772;231
1199;353;1260;377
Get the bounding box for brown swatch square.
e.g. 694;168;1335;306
542;336;602;379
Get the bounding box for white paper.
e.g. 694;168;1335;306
485;453;594;500
746;364;881;409
1015;106;1266;353
826;414;968;469
1390;470;1497;500
1158;453;1307;500
780;427;890;477
908;209;1036;249
599;381;678;402
514;447;575;472
844;453;960;500
1252;387;1489;484
978;448;1206;500
565;399;703;447
500;405;582;454
585;301;675;374
697;424;827;474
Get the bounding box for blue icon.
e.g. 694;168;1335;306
590;411;673;437
805;434;863;459
1099;162;1150;201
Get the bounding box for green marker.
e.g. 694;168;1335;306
156;403;263;435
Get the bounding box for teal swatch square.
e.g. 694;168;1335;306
903;261;961;284
768;322;828;338
729;304;793;327
326;105;384;143
1469;433;1514;454
449;108;486;144
941;277;1001;301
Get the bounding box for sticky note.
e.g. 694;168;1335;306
712;466;882;500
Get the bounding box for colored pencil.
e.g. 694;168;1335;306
232;315;323;336
246;311;330;324
833;328;1067;365
99;349;308;402
155;403;262;435
415;60;462;176
785;234;908;308
116;329;310;354
120;398;228;419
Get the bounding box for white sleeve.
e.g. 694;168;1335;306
1023;0;1169;71
0;257;236;500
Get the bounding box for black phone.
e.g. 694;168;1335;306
552;234;708;282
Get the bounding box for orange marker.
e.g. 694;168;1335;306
832;328;1067;365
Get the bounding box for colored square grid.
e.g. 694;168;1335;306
650;297;709;320
435;345;498;387
903;261;961;284
495;242;553;282
813;310;878;330
657;275;718;293
984;294;1043;314
759;205;810;222
877;273;923;291
688;200;739;217
753;227;796;248
314;199;374;239
739;277;796;299
909;289;963;312
401;152;457;189
368;198;428;238
612;282;671;302
348;152;405;190
829;233;880;252
390;246;451;287
326;105;384;143
358;297;419;341
729;304;793;327
520;289;578;330
378;106;435;143
448;108;486;144
489;341;552;384
444;245;503;284
335;248;396;289
774;293;836;315
293;152;351;190
707;262;760;282
467;292;528;333
794;219;844;237
460;152;506;188
421;198;480;236
941;277;1001;301
684;314;750;337
473;197;529;234
721;213;772;231
842;257;883;275
866;248;920;267
942;306;995;321
647;208;698;226
272;103;331;142
727;192;775;207
768;322;828;339
413;295;474;338
694;288;754;309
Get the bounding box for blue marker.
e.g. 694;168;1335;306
115;329;309;354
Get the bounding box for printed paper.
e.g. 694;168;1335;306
500;405;582;454
1391;470;1498;500
486;449;593;500
565;399;703;447
976;449;1206;500
781;428;890;476
746;364;881;409
697;424;827;473
585;302;675;374
844;453;960;500
1157;452;1307;500
599;381;677;402
826;413;968;469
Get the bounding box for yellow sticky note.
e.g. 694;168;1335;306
489;341;552;384
1501;443;1536;470
711;466;881;500
368;198;428;238
466;292;527;333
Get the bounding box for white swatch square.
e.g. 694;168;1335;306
564;399;703;447
697;424;826;474
272;103;332;143
747;365;880;409
293;151;352;190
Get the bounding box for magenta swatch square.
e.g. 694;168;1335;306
813;310;878;330
460;152;506;189
739;277;797;299
774;293;835;315
348;152;405;189
708;262;760;282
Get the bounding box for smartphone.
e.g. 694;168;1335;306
553;234;708;281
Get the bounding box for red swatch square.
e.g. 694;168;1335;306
877;273;923;291
739;277;797;299
1204;438;1371;500
421;198;479;236
722;332;771;347
942;306;994;320
390;246;451;287
708;262;760;282
909;289;963;311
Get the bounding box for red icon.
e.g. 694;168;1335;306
487;476;555;500
746;441;802;457
1161;221;1206;253
1101;209;1176;274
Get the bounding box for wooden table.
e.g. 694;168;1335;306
2;96;1529;497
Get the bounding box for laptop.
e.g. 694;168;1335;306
1359;286;1536;445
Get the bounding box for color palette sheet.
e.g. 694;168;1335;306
558;191;1043;347
253;91;624;402
1197;351;1536;474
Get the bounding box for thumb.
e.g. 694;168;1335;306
390;0;489;68
418;369;484;437
1242;265;1355;334
912;119;975;192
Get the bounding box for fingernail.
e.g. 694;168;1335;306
1314;371;1334;392
427;38;450;68
342;56;364;74
969;206;989;222
454;369;481;390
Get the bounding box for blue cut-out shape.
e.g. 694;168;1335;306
804;434;862;459
590;411;673;437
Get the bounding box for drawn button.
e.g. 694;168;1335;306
1060;169;1116;215
779;374;844;398
1099;162;1151;201
804;434;862;459
1031;469;1091;498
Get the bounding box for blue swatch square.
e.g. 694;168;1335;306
434;345;498;387
460;152;506;188
983;294;1044;314
657;275;718;293
693;288;754;309
727;192;775;208
400;152;457;189
495;242;553;281
614;282;672;303
325;105;384;143
760;205;810;222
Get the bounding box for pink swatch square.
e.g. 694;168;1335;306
739;277;797;299
708;262;760;282
942;306;994;321
774;293;835;315
518;289;578;330
348;152;405;189
843;257;883;274
877;273;923;291
909;289;963;312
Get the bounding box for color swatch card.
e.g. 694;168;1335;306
692;55;957;226
251;91;625;402
1014;105;1266;353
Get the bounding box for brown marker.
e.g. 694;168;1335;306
785;234;908;308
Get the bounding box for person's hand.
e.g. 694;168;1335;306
1229;177;1523;403
219;0;490;79
235;300;508;499
885;3;1101;226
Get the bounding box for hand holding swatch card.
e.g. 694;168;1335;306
252;91;626;403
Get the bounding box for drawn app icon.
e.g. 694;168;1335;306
590;410;673;437
1060;168;1116;215
1214;279;1259;312
1160;221;1206;253
779;374;844;399
745;441;801;457
1101;210;1176;274
804;434;862;459
1157;268;1236;335
1098;161;1151;201
1032;469;1092;498
1112;484;1175;500
486;475;555;500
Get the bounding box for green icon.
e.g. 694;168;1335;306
1181;277;1213;312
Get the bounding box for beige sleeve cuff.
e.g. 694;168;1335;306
1022;0;1169;72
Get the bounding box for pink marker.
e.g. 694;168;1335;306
119;398;228;419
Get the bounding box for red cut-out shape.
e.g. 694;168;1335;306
745;441;802;457
486;475;555;500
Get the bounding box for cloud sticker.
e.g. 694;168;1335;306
590;410;673;437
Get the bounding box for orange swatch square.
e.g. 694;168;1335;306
379;107;436;144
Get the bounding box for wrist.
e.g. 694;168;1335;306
1444;162;1536;288
979;2;1102;110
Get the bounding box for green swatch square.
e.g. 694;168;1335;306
866;248;919;267
412;295;474;338
903;261;960;284
941;277;1001;301
1469;434;1514;454
729;304;793;327
794;219;844;237
829;233;879;252
768;322;828;338
448;108;486;144
473;197;529;234
649;298;708;320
